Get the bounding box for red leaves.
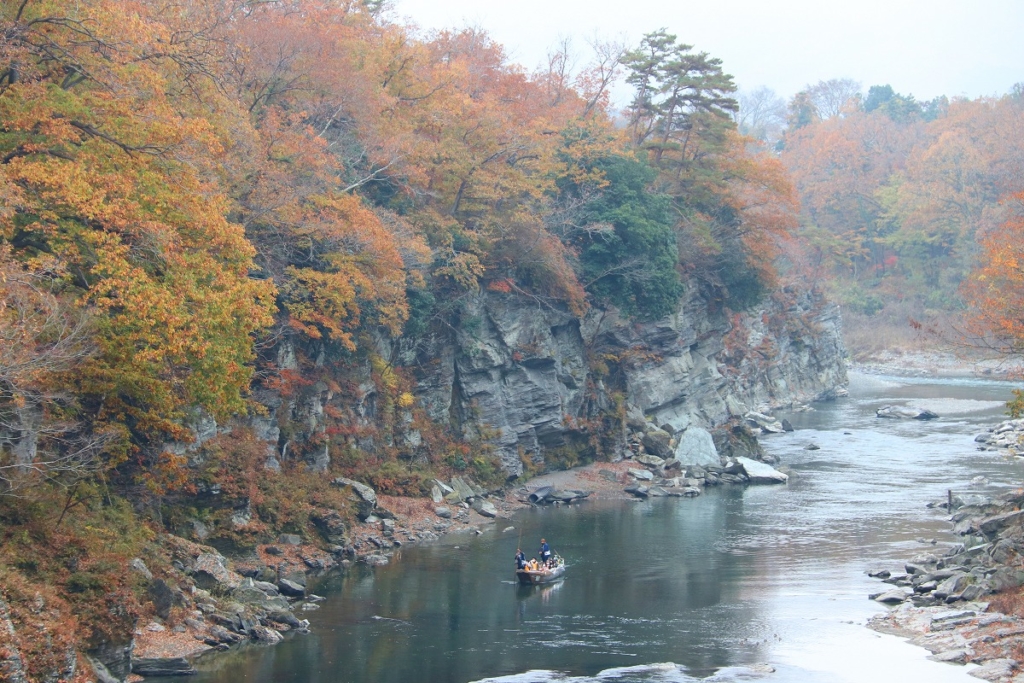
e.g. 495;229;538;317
963;192;1024;356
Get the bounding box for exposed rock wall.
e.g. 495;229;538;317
411;283;847;474
147;282;846;478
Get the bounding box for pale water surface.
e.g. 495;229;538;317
178;372;1024;682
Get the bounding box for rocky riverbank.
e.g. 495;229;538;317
852;350;1024;380
975;419;1024;457
116;407;794;681
867;486;1024;682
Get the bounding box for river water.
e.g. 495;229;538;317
181;372;1024;683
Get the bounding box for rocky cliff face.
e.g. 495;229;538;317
155;282;846;479
407;282;847;475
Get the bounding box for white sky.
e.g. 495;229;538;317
390;0;1023;104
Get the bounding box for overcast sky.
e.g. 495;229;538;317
391;0;1023;104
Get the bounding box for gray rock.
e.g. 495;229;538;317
933;574;970;599
979;510;1024;538
267;610;301;628
431;485;443;503
311;509;348;546
873;588;910;604
673;427;720;468
331;477;378;519
624;484;649;498
208;625;241;643
277;579;305;598
958;584;989;601
364;554;389;567
250;625;283;644
628;468;654;481
232;587;271;606
132;658;198;676
735;457;788;484
88;657;121;683
450;476;477;502
636;454;666;468
969;658;1016;681
876;405;939;420
927;649;967;664
278;533;302;546
409;277;846;477
988;566;1024;591
641;430;673;459
192;553;242;590
472;500;498;518
129;558;153;580
147;579;175;620
744;411;786;434
434;506;452;519
527;486;553;504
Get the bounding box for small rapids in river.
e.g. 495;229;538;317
179;372;1024;683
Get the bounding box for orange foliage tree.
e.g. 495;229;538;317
962;192;1024;385
0;0;276;459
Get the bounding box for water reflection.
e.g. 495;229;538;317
182;373;1023;682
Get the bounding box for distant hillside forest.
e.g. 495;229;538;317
738;79;1024;354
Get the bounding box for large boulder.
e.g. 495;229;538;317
628;468;654;481
192;553;242;591
331;478;378;520
735;457;788;484
673;427;720;467
311;509;348;546
472;499;498;518
277;578;306;598
132;658;197;676
876;405;939;420
641;429;673;459
744;411;786;434
978;510;1024;538
449;476;478;502
527;486;553;504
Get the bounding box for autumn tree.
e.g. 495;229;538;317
735;86;787;148
0;0;278;477
802;78;862;119
962;192;1024;414
620;31;797;306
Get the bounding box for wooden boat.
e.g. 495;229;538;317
515;557;565;585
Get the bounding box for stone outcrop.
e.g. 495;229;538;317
975;419;1024;456
408;284;846;475
877;405;940;420
144;280;844;480
144;274;843;483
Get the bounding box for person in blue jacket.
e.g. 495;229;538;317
515;548;527;570
539;538;551;567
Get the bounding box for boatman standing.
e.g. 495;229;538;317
539;538;551;566
515;548;527;570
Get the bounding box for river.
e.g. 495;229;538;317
179;371;1024;682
